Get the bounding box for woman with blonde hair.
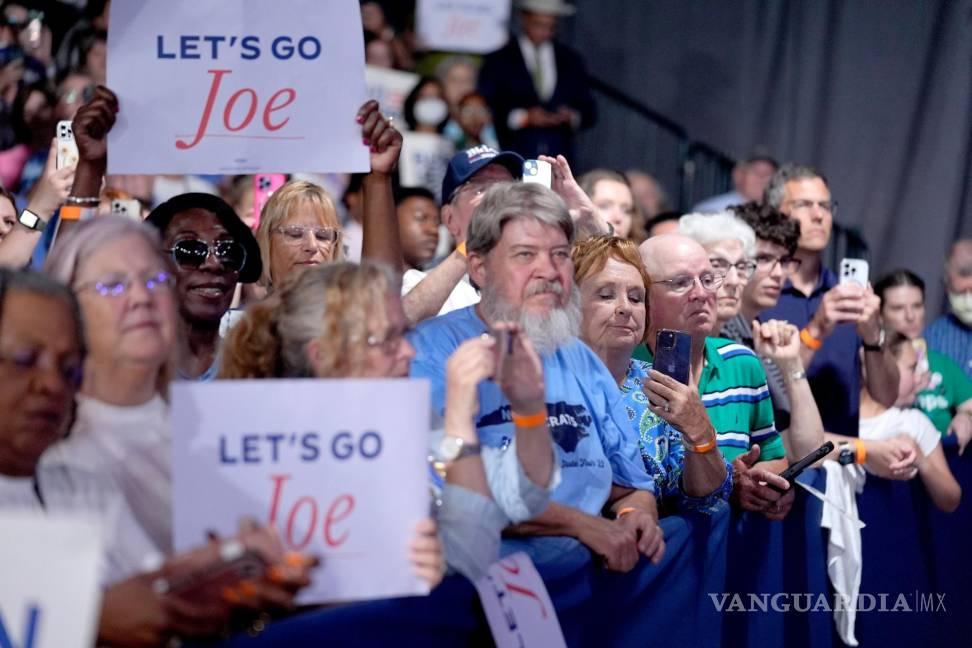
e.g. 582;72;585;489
254;179;345;292
221;260;559;582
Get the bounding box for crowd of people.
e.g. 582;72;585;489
1;1;970;647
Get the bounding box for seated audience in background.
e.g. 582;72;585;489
678;211;756;332
410;183;666;575
0;267;318;647
477;0;595;159
857;332;961;512
571;235;731;514
146;193;262;381
578;169;643;241
395;186;440;271
255;180;344;293
445;92;499;151
43;216;177;552
625;170;672;222
436;56;478;117
403;77;450;135
219;260;555;581
876;269;972;452
761;163;898;438
692;152;778;213
644;210;681;238
723;201;826;461
925;239;972;381
636;234;792;519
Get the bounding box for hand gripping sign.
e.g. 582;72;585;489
171;379;431;604
107;0;370;174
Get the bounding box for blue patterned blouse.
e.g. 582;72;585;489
619;359;732;514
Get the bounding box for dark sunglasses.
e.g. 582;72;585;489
167;239;246;273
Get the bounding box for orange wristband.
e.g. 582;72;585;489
456;241;467;258
59;205;97;221
511;410;547;428
799;327;823;350
616;507;637;519
684;437;717;454
853;439;866;465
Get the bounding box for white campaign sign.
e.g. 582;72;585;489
0;513;103;648
365;65;419;129
474;552;567;648
171;379;431;604
107;0;370;174
399;131;455;202
416;0;512;54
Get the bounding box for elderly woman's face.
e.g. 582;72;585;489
705;238;748;324
269;201;339;287
72;234;177;371
579;257;647;355
0;290;82;476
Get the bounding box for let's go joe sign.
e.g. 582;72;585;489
171;379;431;604
107;0;370;174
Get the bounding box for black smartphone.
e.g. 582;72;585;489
654;329;691;385
768;441;835;494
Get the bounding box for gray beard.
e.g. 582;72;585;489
479;282;581;355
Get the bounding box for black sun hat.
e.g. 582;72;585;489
146;192;262;284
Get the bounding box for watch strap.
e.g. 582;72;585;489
18;208;46;232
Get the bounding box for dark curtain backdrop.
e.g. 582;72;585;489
561;0;972;314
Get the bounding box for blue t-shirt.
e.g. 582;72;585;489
926;313;972;381
760;267;861;437
409;306;656;520
620;359;732;515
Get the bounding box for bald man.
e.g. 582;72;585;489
636;235;792;518
926;239;972;380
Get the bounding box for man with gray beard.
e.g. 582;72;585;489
409;182;668;642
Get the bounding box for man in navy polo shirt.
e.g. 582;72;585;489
759;164;898;437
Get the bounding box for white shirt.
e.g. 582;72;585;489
858;407;940;457
401;267;480;317
343;219;363;262
0;465;159;585
43;394;173;553
517;35;556;102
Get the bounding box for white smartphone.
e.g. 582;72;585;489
839;258;869;288
522;159;552;189
56;120;78;169
110;199;142;220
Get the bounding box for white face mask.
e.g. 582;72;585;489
948;291;972;326
413;97;449;126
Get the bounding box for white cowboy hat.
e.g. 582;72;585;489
516;0;577;17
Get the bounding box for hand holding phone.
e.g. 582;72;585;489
253;174;286;229
768;441;835;494
56;120;79;169
491;322;545;415
522;159;552;189
839;258;869;288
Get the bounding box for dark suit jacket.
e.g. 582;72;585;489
477;38;596;159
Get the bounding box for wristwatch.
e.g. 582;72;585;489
837;442;856;466
18;208;47;232
862;328;886;352
439;435;482;462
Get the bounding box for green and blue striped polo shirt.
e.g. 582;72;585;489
633;337;785;462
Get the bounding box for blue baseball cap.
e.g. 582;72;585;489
441;146;524;204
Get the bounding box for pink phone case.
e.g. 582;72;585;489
253;174;286;229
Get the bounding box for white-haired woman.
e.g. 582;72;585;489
678;211;757;331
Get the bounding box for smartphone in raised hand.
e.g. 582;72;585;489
522;159;552;189
253;174;286;229
56;120;78;169
839;258;869;288
654;329;691;385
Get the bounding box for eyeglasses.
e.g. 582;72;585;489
709;257;756;279
274;225;339;247
786;199;837;215
754;253;801;274
75;271;174;298
654;272;725;295
167;239;247;273
0;347;83;389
